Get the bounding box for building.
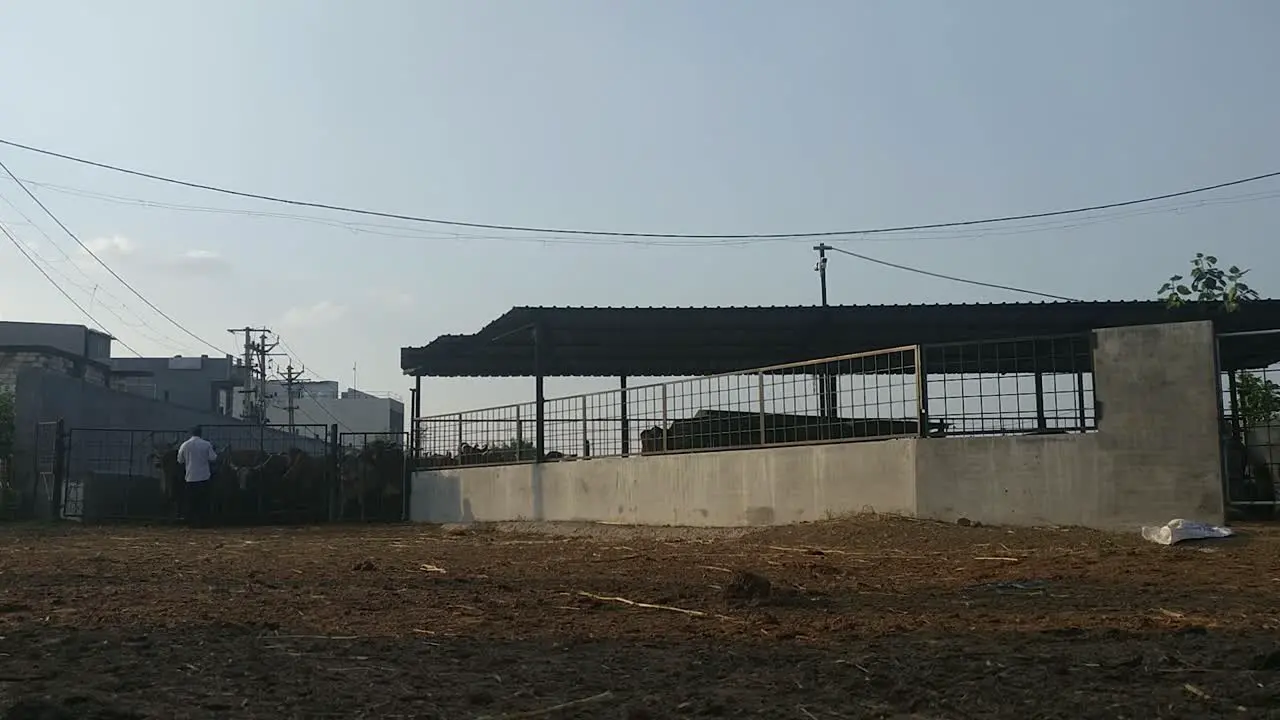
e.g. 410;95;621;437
263;379;404;435
0;321;114;393
109;355;248;417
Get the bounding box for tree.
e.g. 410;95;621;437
1235;372;1280;427
1159;253;1278;426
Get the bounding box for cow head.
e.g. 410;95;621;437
148;442;181;497
222;449;271;492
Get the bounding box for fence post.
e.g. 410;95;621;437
52;419;66;520
581;395;589;458
757;372;766;445
619;376;630;457
660;384;669;452
915;346;930;438
1075;371;1088;430
514;406;523;460
455;413;464;456
328;423;339;522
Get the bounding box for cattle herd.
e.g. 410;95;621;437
147;439;407;524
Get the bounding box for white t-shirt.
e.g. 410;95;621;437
176;436;218;483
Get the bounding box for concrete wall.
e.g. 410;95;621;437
110;355;243;415
0;348;110;395
915;321;1223;529
410;321;1227;531
411;439;916;526
0;322;111;362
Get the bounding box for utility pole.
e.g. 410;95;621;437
812;245;836;430
226;327;278;425
813;243;831;307
280;363;304;435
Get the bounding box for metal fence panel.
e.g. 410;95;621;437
337;431;409;522
414;346;922;467
62;424;333;524
1218;330;1280;521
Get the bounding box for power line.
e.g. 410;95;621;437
0;156;230;356
0;189;190;352
0;219;141;355
825;245;1080;302
2;136;1278;240
11;175;1280;252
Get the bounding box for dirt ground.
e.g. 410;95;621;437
0;517;1277;719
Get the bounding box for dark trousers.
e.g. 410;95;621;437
182;480;213;527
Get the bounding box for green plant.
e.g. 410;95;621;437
1159;253;1259;312
1236;371;1280;427
1158;253;1278;427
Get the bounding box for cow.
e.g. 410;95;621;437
339;441;405;521
278;447;328;521
149;440;252;524
147;442;185;518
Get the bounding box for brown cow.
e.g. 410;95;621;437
339;441;405;521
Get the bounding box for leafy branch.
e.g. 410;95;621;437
1158;253;1277;426
1158;252;1259;312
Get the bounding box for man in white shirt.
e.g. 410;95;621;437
177;426;218;527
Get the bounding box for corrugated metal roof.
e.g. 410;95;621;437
404;300;1280;378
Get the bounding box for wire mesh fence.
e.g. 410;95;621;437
337;431;409;522
413;334;1101;469
415;347;923;467
0;456;13;520
62;424;333;523
920;334;1096;436
1219;347;1280;517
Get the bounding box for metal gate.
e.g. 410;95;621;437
336;431;410;522
34;421;69;519
1217;330;1280;521
60;423;333;524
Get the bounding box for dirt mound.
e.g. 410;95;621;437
723;570;772;601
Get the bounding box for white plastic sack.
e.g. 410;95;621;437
1141;518;1235;546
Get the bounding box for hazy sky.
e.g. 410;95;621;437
1;0;1278;417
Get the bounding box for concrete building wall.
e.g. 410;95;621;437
410;321;1227;532
0;322;111;361
264;381;405;434
1;348;110;395
110;356;243;415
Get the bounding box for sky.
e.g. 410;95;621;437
1;0;1279;419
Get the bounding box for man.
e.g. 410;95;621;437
176;426;218;527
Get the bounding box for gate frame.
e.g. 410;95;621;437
57;422;334;524
33;420;67;520
1215;329;1280;518
336;430;411;523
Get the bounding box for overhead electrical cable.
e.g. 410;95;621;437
9;175;1280;249
1;137;1278;240
0;155;231;356
825;245;1080;302
0;219;141;355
